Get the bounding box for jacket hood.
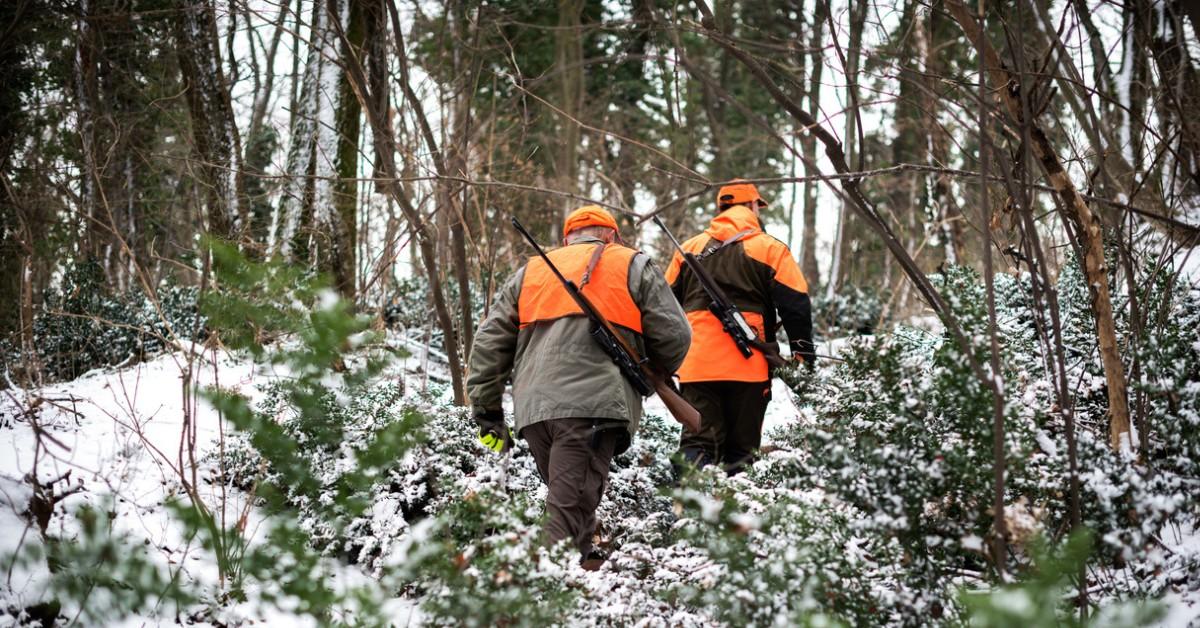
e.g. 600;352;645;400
705;205;762;240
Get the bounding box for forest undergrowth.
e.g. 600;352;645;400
3;242;1198;626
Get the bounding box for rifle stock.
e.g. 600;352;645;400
653;378;701;433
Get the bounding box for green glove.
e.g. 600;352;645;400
479;427;513;453
474;408;513;453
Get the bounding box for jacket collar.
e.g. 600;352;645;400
563;235;607;247
706;205;762;240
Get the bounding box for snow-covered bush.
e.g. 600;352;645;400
813;284;887;338
382;276;489;350
959;531;1163;627
391;486;579;627
23;260;203;381
4;501;193;625
666;469;885;626
782;259;1200;617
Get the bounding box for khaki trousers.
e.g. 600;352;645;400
521;418;619;557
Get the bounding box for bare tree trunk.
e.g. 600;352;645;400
242;0;291;251
74;0;107;265
973;0;1007;574
1146;0;1200;197
827;0;866;299
331;0;467;403
330;0;366;303
275;0;337;260
554;0;585;228
174;0;245;240
946;0;1132;452
800;0;827;292
448;0;481;365
924;4;966;266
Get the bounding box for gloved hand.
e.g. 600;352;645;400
793;340;816;368
475;408;513;453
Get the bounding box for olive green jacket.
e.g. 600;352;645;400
466;236;691;438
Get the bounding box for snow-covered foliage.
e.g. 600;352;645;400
6;260;204;381
3;244;1199;626
812;284;887;338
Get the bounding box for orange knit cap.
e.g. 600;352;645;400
563;205;620;237
717;179;767;208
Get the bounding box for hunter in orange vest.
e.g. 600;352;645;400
666;181;815;474
466;205;691;568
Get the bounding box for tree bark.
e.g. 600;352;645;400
333;0;468;403
554;0;586;226
800;0;827;292
1145;0;1200;196
174;0;245;240
945;0;1132;451
448;0;481;365
330;0;366;302
826;0;866;299
972;0;1007;574
925;3;966;266
74;0;107;266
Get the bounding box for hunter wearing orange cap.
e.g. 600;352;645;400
467;205;691;568
666;180;815;474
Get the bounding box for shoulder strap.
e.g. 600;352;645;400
697;229;756;260
580;243;607;288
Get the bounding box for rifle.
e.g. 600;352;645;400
653;216;786;369
511;218;701;433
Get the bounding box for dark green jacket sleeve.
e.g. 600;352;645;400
466;268;524;414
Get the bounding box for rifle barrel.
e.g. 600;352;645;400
512;217;575;290
652;215;686;252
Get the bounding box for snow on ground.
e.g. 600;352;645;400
1;349;260;620
1159;520;1200;628
0;347;434;625
5;332;1198;625
1;333;820;624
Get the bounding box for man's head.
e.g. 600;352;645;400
717;179;768;214
563;205;620;244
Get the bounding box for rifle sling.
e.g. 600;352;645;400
696;229;755;260
580;243;607;289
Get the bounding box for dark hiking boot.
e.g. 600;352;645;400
669;448;711;487
580;548;607;571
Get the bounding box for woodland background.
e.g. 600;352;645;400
2;0;1200;625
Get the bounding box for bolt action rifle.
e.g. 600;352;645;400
653;216;787;370
512;217;701;433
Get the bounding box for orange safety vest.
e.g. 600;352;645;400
666;205;808;383
518;242;643;333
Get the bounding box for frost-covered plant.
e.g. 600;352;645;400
4;501;193;626
663;469;850;626
27;260;204;380
1133;270;1200;500
391;485;579;627
221;385;549;574
959;531;1163;627
599;413;680;548
813;284;888;338
382;276;489;350
784;259;1200;616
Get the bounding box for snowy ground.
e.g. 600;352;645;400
2;335;1198;626
0;348;423;625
